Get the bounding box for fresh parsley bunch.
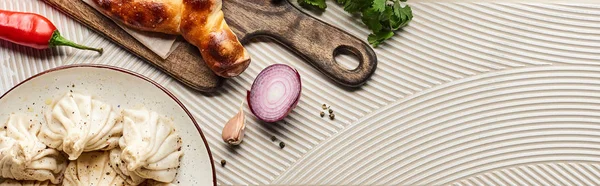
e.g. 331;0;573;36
298;0;413;47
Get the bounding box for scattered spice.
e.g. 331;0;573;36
279;142;285;149
270;136;277;142
320;104;336;120
220;160;226;167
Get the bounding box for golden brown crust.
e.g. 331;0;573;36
93;0;182;34
93;0;250;78
180;0;250;77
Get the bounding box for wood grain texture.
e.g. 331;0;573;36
223;0;377;87
41;0;223;92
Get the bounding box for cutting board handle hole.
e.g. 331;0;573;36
334;46;361;71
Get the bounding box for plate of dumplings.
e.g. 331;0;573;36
0;64;215;186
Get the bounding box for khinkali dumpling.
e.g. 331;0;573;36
40;92;122;160
63;151;128;186
0;114;67;184
0;179;55;186
109;149;145;185
112;108;183;184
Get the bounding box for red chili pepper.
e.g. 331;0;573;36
0;10;102;53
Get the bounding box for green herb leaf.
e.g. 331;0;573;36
380;4;394;27
391;0;413;29
298;0;413;47
298;0;327;9
361;7;383;33
341;0;372;13
368;31;394;47
372;0;387;12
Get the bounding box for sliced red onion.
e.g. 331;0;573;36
247;64;302;122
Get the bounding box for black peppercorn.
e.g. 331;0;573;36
279;142;285;149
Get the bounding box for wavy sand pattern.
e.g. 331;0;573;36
1;0;600;185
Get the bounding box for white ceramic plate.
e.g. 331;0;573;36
0;64;215;185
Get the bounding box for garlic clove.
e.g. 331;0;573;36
222;101;246;145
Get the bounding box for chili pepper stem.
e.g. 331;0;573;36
49;31;103;54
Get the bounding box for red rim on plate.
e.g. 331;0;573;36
0;64;217;186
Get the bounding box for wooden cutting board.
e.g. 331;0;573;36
41;0;377;92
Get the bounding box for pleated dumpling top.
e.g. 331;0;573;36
111;108;183;184
0;114;67;184
62;151;128;186
40;92;122;160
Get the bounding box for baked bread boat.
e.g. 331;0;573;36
93;0;251;78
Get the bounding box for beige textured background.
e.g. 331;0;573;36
2;1;600;185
